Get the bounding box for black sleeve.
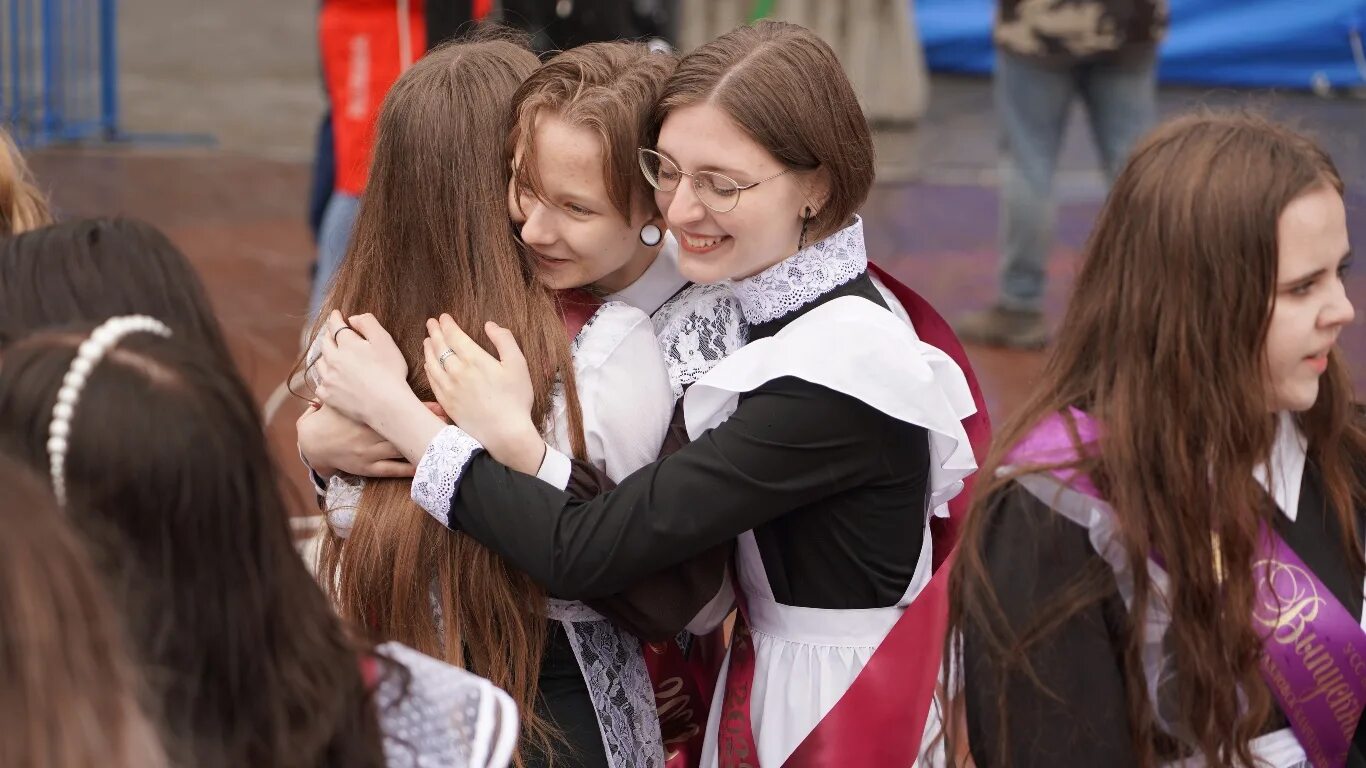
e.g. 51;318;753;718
575;402;734;641
963;484;1137;768
444;377;890;599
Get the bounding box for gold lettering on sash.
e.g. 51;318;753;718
1252;559;1366;747
1347;643;1366;679
654;675;700;745
1254;560;1327;645
720;623;756;767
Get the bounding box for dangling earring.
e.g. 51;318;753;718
639;223;663;247
798;207;813;251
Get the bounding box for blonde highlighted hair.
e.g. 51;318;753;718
0;128;52;235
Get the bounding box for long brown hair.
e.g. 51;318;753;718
650;20;873;244
0;127;52;235
947;112;1366;766
510;41;675;223
305;31;581;763
0;332;385;768
0;453;166;768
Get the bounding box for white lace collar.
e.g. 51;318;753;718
728;216;868;325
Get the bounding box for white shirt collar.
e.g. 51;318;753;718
606;234;687;317
728;216;868;325
1253;411;1308;522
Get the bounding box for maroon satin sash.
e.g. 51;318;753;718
646;630;726;768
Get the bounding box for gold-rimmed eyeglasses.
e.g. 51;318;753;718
638;148;790;214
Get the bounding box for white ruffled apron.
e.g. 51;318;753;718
683;295;978;767
696;529;942;767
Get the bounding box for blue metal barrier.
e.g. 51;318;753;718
2;0;118;146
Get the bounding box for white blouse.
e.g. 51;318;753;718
536;301;675;488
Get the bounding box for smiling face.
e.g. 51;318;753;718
511;112;660;293
652;102;824;284
1264;183;1355;412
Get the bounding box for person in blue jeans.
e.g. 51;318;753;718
956;0;1167;349
310;190;361;322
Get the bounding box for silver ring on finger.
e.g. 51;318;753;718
437;348;457;371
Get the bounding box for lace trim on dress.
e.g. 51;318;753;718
728;216;868;326
560;617;666;768
653;282;748;401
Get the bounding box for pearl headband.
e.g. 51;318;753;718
46;315;172;506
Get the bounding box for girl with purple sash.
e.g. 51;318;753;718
946;112;1363;768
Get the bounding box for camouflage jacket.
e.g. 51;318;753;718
994;0;1168;62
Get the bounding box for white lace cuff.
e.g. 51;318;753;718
411;426;485;528
536;446;573;490
325;474;364;539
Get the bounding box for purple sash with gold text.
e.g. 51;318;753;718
1010;410;1366;768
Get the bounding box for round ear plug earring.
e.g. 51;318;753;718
639;223;663;247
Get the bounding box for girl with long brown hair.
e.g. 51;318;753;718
0;453;166;768
947;112;1363;767
0;317;517;768
298;32;676;768
313;20;987;768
